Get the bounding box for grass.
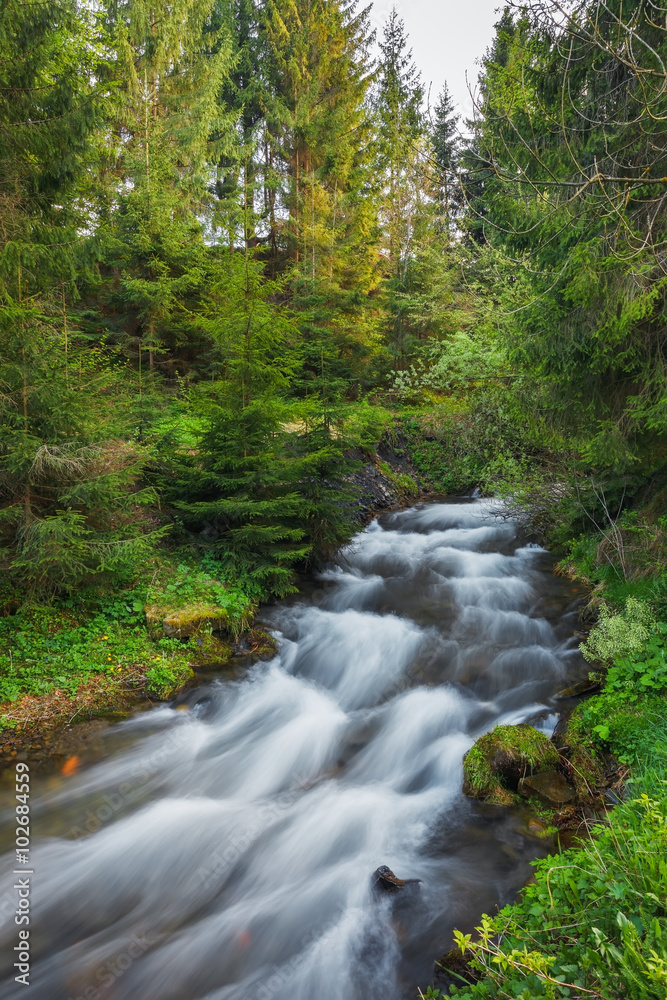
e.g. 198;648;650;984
441;760;667;1000
561;524;667;613
0;555;255;720
377;459;420;498
424;537;667;1000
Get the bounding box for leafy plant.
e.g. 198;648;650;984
581;598;657;665
446;772;667;1000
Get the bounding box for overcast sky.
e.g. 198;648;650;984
369;1;502;122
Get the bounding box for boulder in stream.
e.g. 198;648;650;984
554;677;602;700
189;634;234;669
462;724;560;805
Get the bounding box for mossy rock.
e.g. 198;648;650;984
463;724;560;805
236;629;278;662
160;604;230;638
188;634;234;670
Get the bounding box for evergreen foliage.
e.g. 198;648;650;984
431;84;461;234
467;2;667;478
3;8;667;999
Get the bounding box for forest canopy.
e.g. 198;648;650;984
0;0;665;601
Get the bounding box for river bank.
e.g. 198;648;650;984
2;470;664;1000
427;550;667;998
0;445;425;769
0;497;597;1000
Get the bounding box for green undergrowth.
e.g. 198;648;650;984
396;397;533;497
145;558;255;636
377;459;419;498
425;550;667;1000
0;555;254;714
439;765;667;1000
564;528;667;610
399;411;484;495
428;713;667;999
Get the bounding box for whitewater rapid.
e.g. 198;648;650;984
0;500;588;1000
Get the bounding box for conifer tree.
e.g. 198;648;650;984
374;8;429;366
160;252;310;598
0;1;165;593
432;84;461;236
210;0;266;247
95;0;238;370
374;9;426;271
261;0;382;387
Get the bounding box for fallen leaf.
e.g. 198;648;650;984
61;756;80;776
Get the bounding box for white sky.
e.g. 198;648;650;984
369;0;503;122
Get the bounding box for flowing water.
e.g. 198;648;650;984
0;500;589;1000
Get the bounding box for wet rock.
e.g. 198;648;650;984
552;705;606;799
431;948;479;995
551;711;573;747
518;771;576;807
527;817;549;836
581;804;602;822
554;678;601;700
192;695;215;719
372;865;421;894
463;724;560;805
605;787;624;806
233;629;278;662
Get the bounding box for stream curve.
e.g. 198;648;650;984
0;499;588;1000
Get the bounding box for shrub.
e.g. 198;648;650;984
581;598;656;664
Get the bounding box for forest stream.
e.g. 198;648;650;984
0;500;590;1000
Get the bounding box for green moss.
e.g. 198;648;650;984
146;562;255;638
188;633;234;669
161;603;230;638
246;629;278;661
447;774;667;1000
463;724;560;805
377;460;419;498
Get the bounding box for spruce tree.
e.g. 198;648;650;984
0;1;160;593
432;84;461;236
262;0;382;387
160;252;310;598
374;8;429;366
210;0;266;247
95;0;238;370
